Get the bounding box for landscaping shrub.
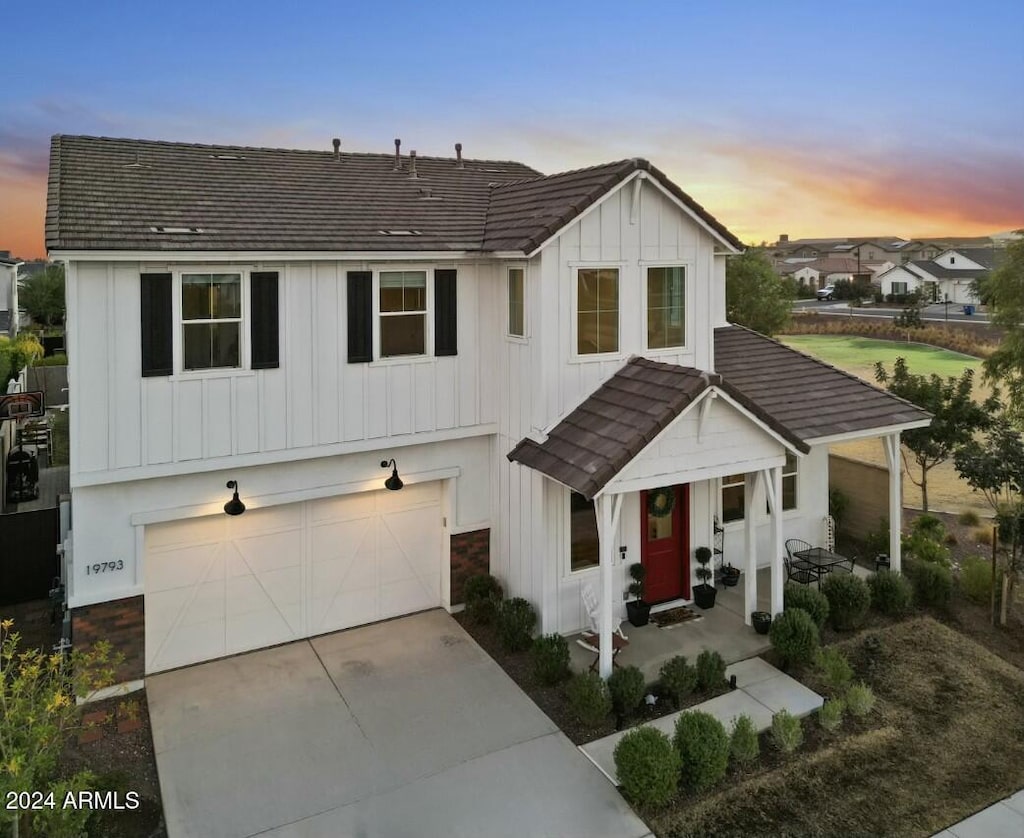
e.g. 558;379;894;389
529;633;570;685
33;352;68;366
566;672;612;727
729;714;760;765
845;682;876;717
904;534;951;566
974;527;994;546
658;656;698;708
770;608;820;667
912;514;946;541
463;573;503;624
771;709;804;753
959;556;993;603
673;711;730;791
907;560;953;608
818;698;845;733
958;510;981;527
607;665;646;717
496;597;536;651
784;583;829;629
784;313;999;357
814;646;853;693
613;726;681;808
867;570;914;616
865;517;891;559
695;649;726;692
821;573;871;631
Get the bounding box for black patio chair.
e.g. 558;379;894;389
783;556;820;587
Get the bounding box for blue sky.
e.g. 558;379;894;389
2;0;1022;256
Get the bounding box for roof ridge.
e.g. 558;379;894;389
489;158;640;190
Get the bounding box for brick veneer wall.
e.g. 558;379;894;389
450;529;490;605
72;595;145;682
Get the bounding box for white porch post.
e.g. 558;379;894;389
883;433;903;572
596;493;624;679
765;466;785;616
743;472;762;626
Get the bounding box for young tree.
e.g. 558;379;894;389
874;358;1000;512
18;264;65;329
726;249;794;336
0;334;44;386
982;231;1024;417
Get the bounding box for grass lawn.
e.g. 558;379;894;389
646;617;1024;838
780;335;992;516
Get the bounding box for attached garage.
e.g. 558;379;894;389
144;482;443;673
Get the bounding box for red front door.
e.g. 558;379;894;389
639;485;689;603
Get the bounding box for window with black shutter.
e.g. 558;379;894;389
347;271;373;363
140;273;173;376
250;271;280;369
434;269;457;356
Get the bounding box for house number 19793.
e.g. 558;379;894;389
86;560;125;575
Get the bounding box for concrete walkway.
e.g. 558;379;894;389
933;789;1024;838
580;657;822;785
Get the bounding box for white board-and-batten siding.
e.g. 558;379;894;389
66;261;498;480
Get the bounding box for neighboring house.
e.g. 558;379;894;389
47;135;930;682
790;257;862;290
772;236;997;269
0;250;21;336
876;249;991;303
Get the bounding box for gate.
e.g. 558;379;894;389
0;507;60;605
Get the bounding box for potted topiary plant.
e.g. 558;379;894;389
625;563;651;627
693;546;716;609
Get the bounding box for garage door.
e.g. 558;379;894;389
144;482;442;673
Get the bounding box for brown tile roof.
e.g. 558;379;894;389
46;136;744;253
507;356;808;499
713;326;931;441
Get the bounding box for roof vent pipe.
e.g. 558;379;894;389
332;138;341;161
409;150;418;178
455;143;464;168
393;138;402;170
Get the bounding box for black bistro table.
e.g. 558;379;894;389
792;547;851;587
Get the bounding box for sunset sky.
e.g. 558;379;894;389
2;0;1022;258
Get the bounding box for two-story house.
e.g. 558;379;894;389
47;135;929;683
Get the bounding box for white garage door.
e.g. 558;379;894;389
144;482;442;673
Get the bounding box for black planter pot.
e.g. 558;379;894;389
721;567;740;587
752;611;772;635
693;584;717;609
626;599;651;627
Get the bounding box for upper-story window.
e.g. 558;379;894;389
647;266;685;349
508;267;525;337
379;270;427;357
577;267;619;355
181;273;242;370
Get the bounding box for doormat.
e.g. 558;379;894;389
651;606;702;628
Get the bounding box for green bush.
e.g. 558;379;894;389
907;560;952;608
814;646;853;693
659;656;698;708
695;649;726;692
845;682;876;717
769;608;820;667
818;698;845;733
867;570;913;616
784;583;830;628
960;556;993;603
607;665;646;717
530;633;570;685
729;714;760;765
463;573;503;624
904;532;951;566
974;527;994;546
496;597;536;651
567;672;612;727
957;509;980;527
613;726;681;808
673;711;730;791
821;573;871;631
33;352;68;366
912;514;946;541
771;709;804;753
865;517;890;558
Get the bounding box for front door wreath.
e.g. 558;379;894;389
647;487;675;518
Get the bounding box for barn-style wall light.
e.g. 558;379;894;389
381;459;404;491
224;480;246;515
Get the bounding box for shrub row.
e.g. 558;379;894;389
783;314;997;358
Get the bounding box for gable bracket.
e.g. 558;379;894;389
697;390;717;442
630;173;645;225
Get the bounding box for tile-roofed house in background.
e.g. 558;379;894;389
48;132;929;684
875;245;997;304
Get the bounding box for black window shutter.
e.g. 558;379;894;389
434;269;457;356
347;271;373;363
140;273;173;376
250;271;280;369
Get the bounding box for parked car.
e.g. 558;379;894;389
816;284;836;301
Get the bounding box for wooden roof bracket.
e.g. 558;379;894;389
630;172;646;225
697;389;717;443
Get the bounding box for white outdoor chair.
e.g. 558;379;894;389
576;584;629;672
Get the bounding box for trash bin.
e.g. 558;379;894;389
875;554;891;572
963;304;975;316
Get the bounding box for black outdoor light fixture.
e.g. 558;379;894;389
381;459;404;491
224;480;246;516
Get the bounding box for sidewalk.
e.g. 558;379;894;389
580;657;822;785
933;789;1024;838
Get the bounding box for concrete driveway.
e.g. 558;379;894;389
147;610;651;838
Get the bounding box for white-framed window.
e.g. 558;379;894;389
646;265;686;349
892;281;908;295
721;473;745;523
569;491;599;572
508;267;525;337
180;272;243;371
576;267;619;355
378;270;428;358
782;451;798;511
